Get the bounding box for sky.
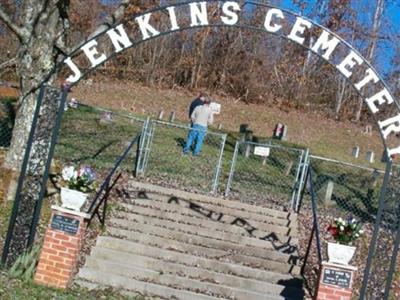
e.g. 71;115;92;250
278;0;400;76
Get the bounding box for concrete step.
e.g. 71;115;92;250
82;258;298;300
112;212;297;254
79;268;223;300
110;217;298;264
129;191;296;226
107;226;299;274
89;247;304;296
119;202;298;238
96;236;302;279
126;180;297;221
125;196;296;229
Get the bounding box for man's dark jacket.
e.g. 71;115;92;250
189;98;203;118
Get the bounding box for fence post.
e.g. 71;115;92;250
294;149;310;212
212;134;227;194
135;117;149;176
225;141;240;197
142;121;156;173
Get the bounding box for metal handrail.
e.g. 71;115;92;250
300;166;322;277
86;133;141;226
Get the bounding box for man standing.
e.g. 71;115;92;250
183;99;214;156
188;92;208;119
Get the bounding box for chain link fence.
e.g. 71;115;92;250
362;163;400;299
138;120;226;194
298;155;389;298
55;102;147;171
304;155;385;222
225;141;305;208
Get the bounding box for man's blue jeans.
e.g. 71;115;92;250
183;124;207;155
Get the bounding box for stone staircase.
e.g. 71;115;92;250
76;181;305;299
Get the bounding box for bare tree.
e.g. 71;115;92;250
354;0;384;122
0;0;132;173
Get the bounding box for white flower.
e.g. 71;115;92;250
62;166;77;181
340;226;344;231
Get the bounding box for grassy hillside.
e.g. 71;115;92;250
71;80;385;167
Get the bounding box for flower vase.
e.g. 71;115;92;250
60;187;88;212
327;242;356;265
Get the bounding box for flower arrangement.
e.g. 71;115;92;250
327;217;364;245
61;165;97;193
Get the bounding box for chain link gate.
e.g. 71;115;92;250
137;120;227;194
225;141;306;209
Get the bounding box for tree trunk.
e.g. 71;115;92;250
4;0;63;171
354;0;384;122
335;77;346;119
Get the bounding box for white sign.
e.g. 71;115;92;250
254;146;270;157
210;102;221;114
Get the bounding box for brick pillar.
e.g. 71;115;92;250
315;262;357;300
34;206;90;289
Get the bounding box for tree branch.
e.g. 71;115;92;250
0;57;17;70
70;0;131;53
0;5;28;41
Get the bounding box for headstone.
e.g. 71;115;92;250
100;111;113;124
169;111;176;122
274;123;287;140
281;125;288;141
244;130;253;142
218;123;223;130
274;123;284;139
239;124;249;133
245;144;252;158
352;146;360;158
68;98;78;108
324;180;335;205
364;125;372;135
366;151;375;163
158;110;164;120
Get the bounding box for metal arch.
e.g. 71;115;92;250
56;0;397;152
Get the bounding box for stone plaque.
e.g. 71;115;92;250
322;268;352;288
51;214;80;235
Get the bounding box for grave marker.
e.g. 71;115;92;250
352;146;360;158
366;151;375;163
